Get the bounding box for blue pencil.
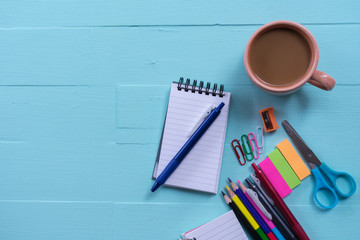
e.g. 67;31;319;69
228;178;272;236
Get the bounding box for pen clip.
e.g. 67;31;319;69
248;132;260;160
256;126;264;154
246;188;272;220
231;139;246;165
187;105;214;137
251;173;274;206
241;134;254;161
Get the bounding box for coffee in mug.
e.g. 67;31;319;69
250;28;311;86
244;21;336;95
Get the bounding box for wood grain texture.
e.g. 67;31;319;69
0;25;359;86
0;0;359;239
115;204;360;239
1;0;360;27
0;202;113;240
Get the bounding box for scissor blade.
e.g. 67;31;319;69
282;120;322;169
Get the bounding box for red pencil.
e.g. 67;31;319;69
251;163;310;240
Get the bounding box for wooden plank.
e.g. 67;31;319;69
114;203;360;239
117;84;168;129
0;25;359;86
0;0;359;27
0;84;357;203
116;84;360;205
113;142;360;205
0;3;359;239
0;86;116;144
0;202;113;240
114;203;233;240
0;141;125;200
117;84;360;146
0;200;357;240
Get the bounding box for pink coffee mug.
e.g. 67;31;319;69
244;20;336;95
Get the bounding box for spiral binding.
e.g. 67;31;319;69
177;77;224;97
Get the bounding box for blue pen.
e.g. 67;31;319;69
228;178;272;235
151;102;225;192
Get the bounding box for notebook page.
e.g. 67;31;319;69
155;83;231;193
182;211;248;240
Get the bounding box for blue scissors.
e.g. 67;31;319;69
282;120;357;209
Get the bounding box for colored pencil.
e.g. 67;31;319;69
246;177;297;240
238;180;286;240
252;163;310;240
222;191;261;240
226;186;269;240
228;178;276;240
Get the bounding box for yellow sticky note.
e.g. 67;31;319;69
277;139;310;180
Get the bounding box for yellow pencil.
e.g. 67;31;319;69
226;185;259;230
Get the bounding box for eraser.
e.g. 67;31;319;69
259;157;292;198
277;139;311;180
268;149;301;189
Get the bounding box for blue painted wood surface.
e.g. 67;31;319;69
0;1;359;239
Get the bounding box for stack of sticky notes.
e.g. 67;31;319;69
259;139;311;198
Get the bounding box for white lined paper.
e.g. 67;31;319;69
181;211;248;240
154;83;230;193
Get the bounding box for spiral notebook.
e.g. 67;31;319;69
152;78;231;194
181;210;248;240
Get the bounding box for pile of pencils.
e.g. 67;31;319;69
221;163;309;240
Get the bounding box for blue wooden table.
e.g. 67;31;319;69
1;1;359;239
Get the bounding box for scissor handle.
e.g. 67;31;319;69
312;167;338;209
319;163;357;198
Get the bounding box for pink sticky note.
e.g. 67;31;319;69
259;157;292;198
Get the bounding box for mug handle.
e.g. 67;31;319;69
308;70;336;91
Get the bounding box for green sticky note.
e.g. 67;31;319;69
268;149;301;189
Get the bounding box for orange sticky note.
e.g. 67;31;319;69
277;139;310;180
